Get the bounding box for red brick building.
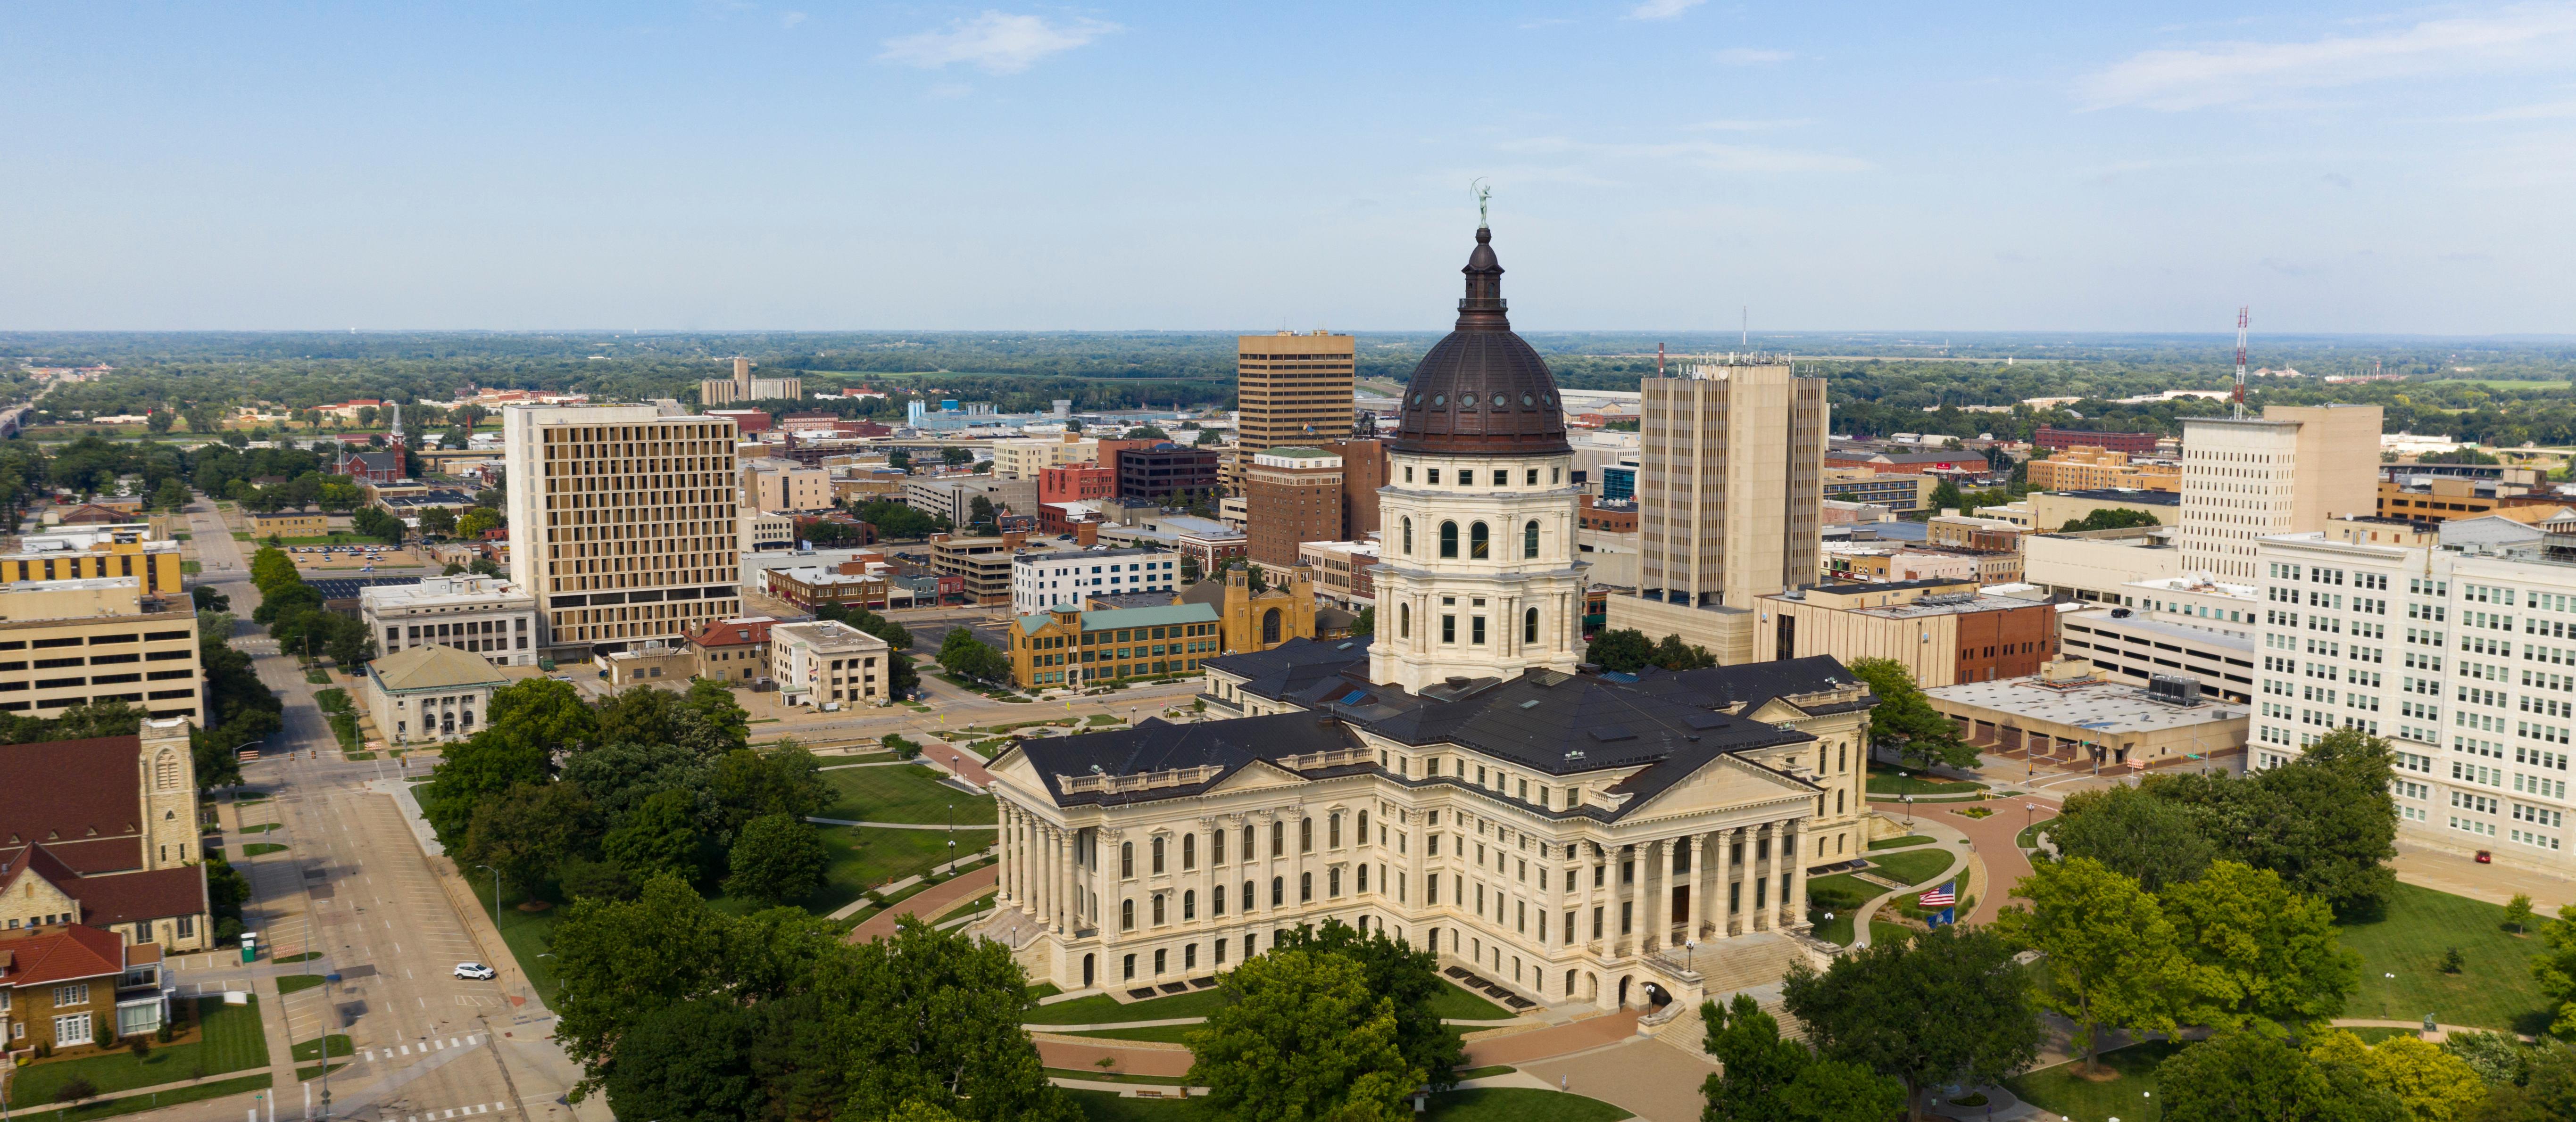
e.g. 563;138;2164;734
1039;462;1115;505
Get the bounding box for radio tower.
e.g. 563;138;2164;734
2232;306;2250;420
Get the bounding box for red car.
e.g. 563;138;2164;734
2476;850;2494;864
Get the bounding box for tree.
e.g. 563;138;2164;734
887;449;912;471
2534;903;2576;1038
1846;658;1978;770
420;506;458;537
356;405;380;429
484;677;598;755
458;782;595;897
2159;1031;2406;1122
550;876;759;1087
1351;605;1374;637
2507;894;2536;935
146;409;174;434
2469;1043;2576;1121
1127;425;1169;441
600;999;767;1122
2058;507;2163;533
1653;633;1718;671
604;788;710;885
150;477;191;511
2049;784;2216;892
2145;726;2398;916
1700;993;1905;1122
2162;860;2360;1032
2307;1030;2488;1122
456;506;502;538
1928;479;1963;513
937;627;1011;684
1196;427;1221;446
1585;628;1655;674
1271;921;1461;1087
1185;948;1421;1122
351;505;407;543
191;585;230;612
183;404;224;435
724;814;830;907
967;495;997;534
1781;925;2041;1121
418;729;552;847
1995;857;2215;1076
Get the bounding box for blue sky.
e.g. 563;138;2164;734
4;2;2572;333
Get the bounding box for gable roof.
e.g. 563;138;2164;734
0;845;206;929
367;644;509;692
0;735;145;874
688;618;776;648
0;924;124;989
1004;712;1361;808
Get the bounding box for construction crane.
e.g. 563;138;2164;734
2233;306;2250;420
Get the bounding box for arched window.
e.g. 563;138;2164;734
1358;810;1369;837
1246;880;1258;910
1122;899;1135;930
1358;864;1370;893
153;750;179;792
1271;877;1284;907
1183;890;1196;921
1211;830;1225;865
1271;820;1284;856
1151;836;1166;874
1836;790;1845;814
1440;521;1459;559
1301;872;1314;902
1329;813;1342;848
1262;608;1281;645
1153;894;1166;924
1402;517;1413;554
1182;833;1196;870
1470;522;1490;559
1121;842;1134;879
1213;883;1227;915
1300;817;1313;852
1329;867;1342;897
1243;824;1255;858
1524;520;1540;559
1523;607;1538;644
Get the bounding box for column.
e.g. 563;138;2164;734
1028;820;1047;926
1754;825;1775;932
1060;827;1077;934
1645;839;1668;950
1684;835;1705;941
1576;843;1596;948
1785;822;1808;931
999;806;1016;904
1724;827;1746;936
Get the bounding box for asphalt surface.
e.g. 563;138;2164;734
135;504;598;1122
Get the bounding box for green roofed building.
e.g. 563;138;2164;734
1009;602;1222;689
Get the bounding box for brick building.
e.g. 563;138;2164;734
2032;427;2161;454
1243;448;1345;570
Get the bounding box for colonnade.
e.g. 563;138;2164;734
1566;819;1804;952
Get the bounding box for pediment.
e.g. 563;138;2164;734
1198;758;1309;796
1745;698;1812;725
1620;753;1815;819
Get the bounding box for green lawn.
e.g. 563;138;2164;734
1802;872;1881;915
1026;987;1238;1026
1055;1024;1204;1044
2337;880;2556;1034
820;763;997;825
1864;769;1985;797
0;998;269;1106
26;1074;274;1122
2005;1039;2185;1122
1869;921;1915;947
242;843;286;857
1866;847;1959;887
275;974;326;994
474;880;568;1002
1427;983;1514;1021
806;824;985;913
1867;834;1936;850
1811;907;1859;946
289;1035;352;1062
1045;1068;1195;1086
1454;1065;1515;1081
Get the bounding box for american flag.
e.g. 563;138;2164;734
1919;882;1956;908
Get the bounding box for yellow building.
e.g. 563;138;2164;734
1173;569;1320;654
1009;602;1223;688
2026;447;2179;493
0;528;185;599
248;510;330;538
0;578;202;723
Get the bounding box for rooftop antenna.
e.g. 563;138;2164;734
1741;306;1748;347
1657;342;1665;378
2233;305;2250;419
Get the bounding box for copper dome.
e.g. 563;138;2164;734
1389;226;1571;458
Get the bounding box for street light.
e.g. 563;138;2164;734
1903;794;1913;827
474;864;500;920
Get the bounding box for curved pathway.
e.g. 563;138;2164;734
1848;832;1975;949
1868;794;2058;928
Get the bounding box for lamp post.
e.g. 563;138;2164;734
474;864;500;925
1903;794;1913;827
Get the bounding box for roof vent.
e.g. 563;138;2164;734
1564;750;1587;761
1684;712;1726;730
1519;699;1542;710
1589;725;1634;742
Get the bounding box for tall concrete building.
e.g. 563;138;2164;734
1605;361;1828;665
1243;447;1344;571
699;357;804;408
2177;404;2382;581
1236;330;1354;451
504;405;744;654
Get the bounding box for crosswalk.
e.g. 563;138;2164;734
382;1105;513;1122
365;1033;482;1061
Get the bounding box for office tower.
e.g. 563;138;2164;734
2178;405;2382;581
504;405;743;653
1243;447;1345;571
1236;330;1355;451
700;357;804;407
1634;362;1826;612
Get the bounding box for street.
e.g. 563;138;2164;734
137;504;595;1122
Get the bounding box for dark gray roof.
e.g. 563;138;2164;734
1204;636;1382;710
1355;668;1810;778
307;576;422;600
1084;592;1173;611
1011;713;1361;808
2054;487;2182;507
1619;656;1877;718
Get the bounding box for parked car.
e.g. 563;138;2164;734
453;962;496;981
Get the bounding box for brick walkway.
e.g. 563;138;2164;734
1516;1035;1711;1122
845;865;999;942
1461;1009;1642;1066
1033;1036;1197;1077
1872;796;2058;927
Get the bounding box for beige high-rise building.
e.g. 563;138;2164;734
700;356;804;408
504;405;744;654
0;578;202;723
1236;331;1354;451
2177;404;2382;581
1606;362;1828;664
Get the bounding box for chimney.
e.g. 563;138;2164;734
1076;521;1098;548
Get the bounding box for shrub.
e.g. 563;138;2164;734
55;1076;98;1103
2443;947;2467;974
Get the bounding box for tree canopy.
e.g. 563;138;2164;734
1845;658;1976;770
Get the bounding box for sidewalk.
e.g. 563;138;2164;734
847;864;1000;941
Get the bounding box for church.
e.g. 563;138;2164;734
974;223;1873;1013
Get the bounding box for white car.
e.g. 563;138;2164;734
453;962;496;981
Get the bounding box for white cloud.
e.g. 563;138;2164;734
1499;135;1872;173
1712;47;1793;65
1626;0;1703;21
2081;4;2576;110
879;11;1118;74
779;10;805;28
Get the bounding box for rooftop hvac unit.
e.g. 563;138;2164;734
2146;675;2203;707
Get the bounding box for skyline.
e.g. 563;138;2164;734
4;2;2572;334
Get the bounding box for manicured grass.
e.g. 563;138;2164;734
271;950;319;963
26;1073;274;1122
241;842;286;857
2016;819;2051;850
1867;834;1936;850
0;998;269;1106
2005;1039;2185;1122
1869;921;1915;947
290;1035;352;1062
1086;714;1123;726
2337;880;2557;1034
237;823;279;833
292;1061;350;1082
805;825;985;914
303;668;331;685
1026;986;1237;1026
1426;983;1514;1022
1424;1087;1632;1122
1065;1089;1194;1122
1864;769;1985;797
275;974;326;994
1802;872;1882;915
1866;847;1959;887
475;880;567;1002
1454;1065;1515;1081
1811;907;1859;946
1055;1023;1204;1044
819;763;997;825
181;561;203;574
